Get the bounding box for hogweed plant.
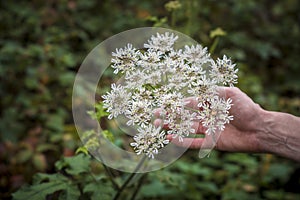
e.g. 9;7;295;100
102;32;238;159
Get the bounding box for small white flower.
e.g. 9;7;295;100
209;55;238;87
111;44;140;74
137;50;163;71
157;92;184;113
102;84;131;119
167;66;189;90
162;49;184;71
198;97;233;135
167;108;197;142
145;70;162;85
183;44;211;65
187;75;216;106
182;63;206;84
132;87;155;105
130;125;169;159
144;32;178;52
125;99;153;127
124;69;146;89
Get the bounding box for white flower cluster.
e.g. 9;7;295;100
102;32;238;159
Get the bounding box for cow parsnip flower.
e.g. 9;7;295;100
144;32;178;52
198;97;233;135
111;44;140;74
102;32;238;159
183;44;211;65
210;55;238;87
102;84;131;120
130;125;169;159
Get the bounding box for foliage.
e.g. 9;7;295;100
1;0;300;199
12;152;300;200
12;153;114;200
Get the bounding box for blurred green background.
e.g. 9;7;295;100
1;0;299;199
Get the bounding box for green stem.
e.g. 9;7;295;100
185;0;192;35
96;144;120;190
113;156;147;200
130;173;147;200
102;162;120;190
209;37;220;54
171;11;176;27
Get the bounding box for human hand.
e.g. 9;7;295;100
155;87;266;153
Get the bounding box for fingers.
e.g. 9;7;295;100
154;118;207;134
153;97;200;118
154;118;169;129
192;121;207;134
183;97;199;110
167;134;218;149
166;135;204;149
153;108;164;118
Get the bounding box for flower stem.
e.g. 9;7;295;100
113;156;147;200
102;163;120;190
209;37;220;54
130;173;147;200
97;148;120;190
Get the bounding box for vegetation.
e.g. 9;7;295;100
1;0;299;199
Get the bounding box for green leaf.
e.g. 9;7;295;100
13;173;80;200
16;149;33;163
88;102;109;121
61;53;76;68
55;154;91;175
75;146;89;155
196;182;218;193
58;184;81;200
59;72;75;86
46;113;64;132
36;144;59;153
264;163;293;183
102;130;115;143
210;27;226;38
81;130;96;142
12;179;67;200
140;179;172;197
84;182;114;200
33;173;68;184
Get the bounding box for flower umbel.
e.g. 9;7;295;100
102;32;238;159
102;84;131;120
210;55;238;87
130;125;169;159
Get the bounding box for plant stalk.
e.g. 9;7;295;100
130;173;147;200
113;156;147;200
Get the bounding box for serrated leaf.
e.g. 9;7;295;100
33;173;68;184
58;184;81;200
83;182;114;200
55;154;91;175
12;179;67;200
102;130;114;142
88;102;109;121
87;110;98;120
75;146;89;155
81;130;96;142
